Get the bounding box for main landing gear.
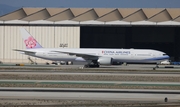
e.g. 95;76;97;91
84;64;99;68
153;63;160;70
156;62;160;68
84;60;100;68
156;64;159;68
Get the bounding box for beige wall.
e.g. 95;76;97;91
0;26;80;63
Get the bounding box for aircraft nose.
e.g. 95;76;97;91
164;55;170;59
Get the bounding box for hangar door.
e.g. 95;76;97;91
80;26;128;48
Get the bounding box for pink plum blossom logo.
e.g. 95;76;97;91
24;36;37;48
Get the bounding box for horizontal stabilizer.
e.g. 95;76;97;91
13;49;36;55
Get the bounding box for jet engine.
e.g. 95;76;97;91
97;57;113;65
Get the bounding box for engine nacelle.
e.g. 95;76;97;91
98;57;113;65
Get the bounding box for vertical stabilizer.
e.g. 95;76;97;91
20;28;43;49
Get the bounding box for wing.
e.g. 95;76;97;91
52;50;100;60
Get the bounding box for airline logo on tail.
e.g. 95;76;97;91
20;28;43;49
24;36;37;48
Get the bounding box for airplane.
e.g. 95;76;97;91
13;28;170;68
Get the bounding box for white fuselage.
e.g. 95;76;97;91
22;48;169;64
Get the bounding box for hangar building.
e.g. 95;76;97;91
0;8;180;63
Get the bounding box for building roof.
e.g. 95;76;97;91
1;8;180;25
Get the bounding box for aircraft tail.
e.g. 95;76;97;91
20;28;43;49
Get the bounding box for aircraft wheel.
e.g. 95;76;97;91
96;64;100;68
84;64;89;68
66;62;68;65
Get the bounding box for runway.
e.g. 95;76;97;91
0;87;180;107
0;64;180;106
1;63;180;71
0;87;179;101
1;71;180;77
1;91;179;101
1;92;180;106
0;87;180;93
0;80;180;86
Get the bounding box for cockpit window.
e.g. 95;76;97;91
163;54;167;56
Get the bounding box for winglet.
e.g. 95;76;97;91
20;28;43;49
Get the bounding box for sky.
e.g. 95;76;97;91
0;0;180;8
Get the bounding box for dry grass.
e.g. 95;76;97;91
0;74;180;82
